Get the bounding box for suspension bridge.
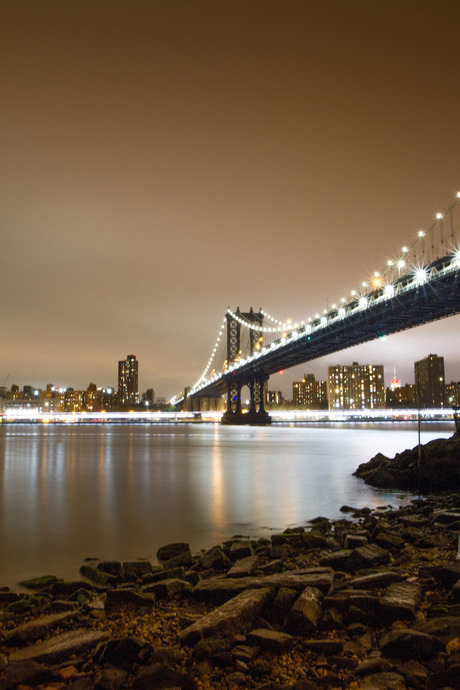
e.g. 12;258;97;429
174;192;460;424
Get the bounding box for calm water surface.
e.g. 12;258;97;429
0;421;453;588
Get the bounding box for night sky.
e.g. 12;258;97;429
2;0;460;400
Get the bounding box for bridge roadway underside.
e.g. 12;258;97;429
192;267;460;400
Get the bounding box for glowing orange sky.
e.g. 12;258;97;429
1;0;460;398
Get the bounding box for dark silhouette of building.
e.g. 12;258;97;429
414;354;446;408
385;383;416;408
266;390;284;405
118;354;139;404
143;388;155;404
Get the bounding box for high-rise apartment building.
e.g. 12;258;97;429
414;354;446;408
328;362;385;410
293;373;327;408
118;354;139;404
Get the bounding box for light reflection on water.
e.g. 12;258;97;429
0;421;453;588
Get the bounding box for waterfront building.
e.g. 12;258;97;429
100;387;116;411
118;354;139;404
266;390;284;405
85;383;103;412
445;381;460;408
64;389;85;413
414;354;446;408
8;384;21;400
386;383;416;408
328;362;385;410
293;374;327;408
39;385;64;412
143;388;156;405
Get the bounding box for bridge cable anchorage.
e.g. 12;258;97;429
184;190;460;411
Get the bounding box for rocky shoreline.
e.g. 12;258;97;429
354;433;460;491
1;491;460;689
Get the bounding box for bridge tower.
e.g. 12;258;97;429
222;308;271;425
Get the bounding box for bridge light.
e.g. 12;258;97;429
384;284;395;298
457;192;460;198
359;296;368;309
418;230;425;237
371;276;382;288
454;249;460;266
402;246;408;252
351;290;356;296
415;267;428;285
387;260;394;266
436;213;443;220
320;316;327;326
338;307;346;318
397;259;406;269
362;281;367;287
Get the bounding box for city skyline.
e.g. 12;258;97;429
2;348;458;405
2;1;460;398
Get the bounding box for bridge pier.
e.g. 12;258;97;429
221;307;271;425
221;376;271;425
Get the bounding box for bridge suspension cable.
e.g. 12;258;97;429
181;190;460;403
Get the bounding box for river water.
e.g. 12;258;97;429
0;421;453;589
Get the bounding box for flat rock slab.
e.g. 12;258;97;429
4;611;79;645
180;586;274;645
348;571;402;590
200;545;231;571
229;540;254;560
432;511;460;525
350;543;390;569
225;555;259;578
105;588;156;612
380;581;424;620
0;660;49;690
9;629;109;664
302;639;344;655
283;586;323;635
246;628;294;653
142;578;192;599
379;628;444;659
324;589;379;613
358;671;407;689
412;615;460;643
319;549;353;571
193;568;333;602
157;542;190;561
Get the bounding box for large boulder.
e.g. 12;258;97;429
354;434;460;490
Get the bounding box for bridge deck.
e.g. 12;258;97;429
192;256;460;398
